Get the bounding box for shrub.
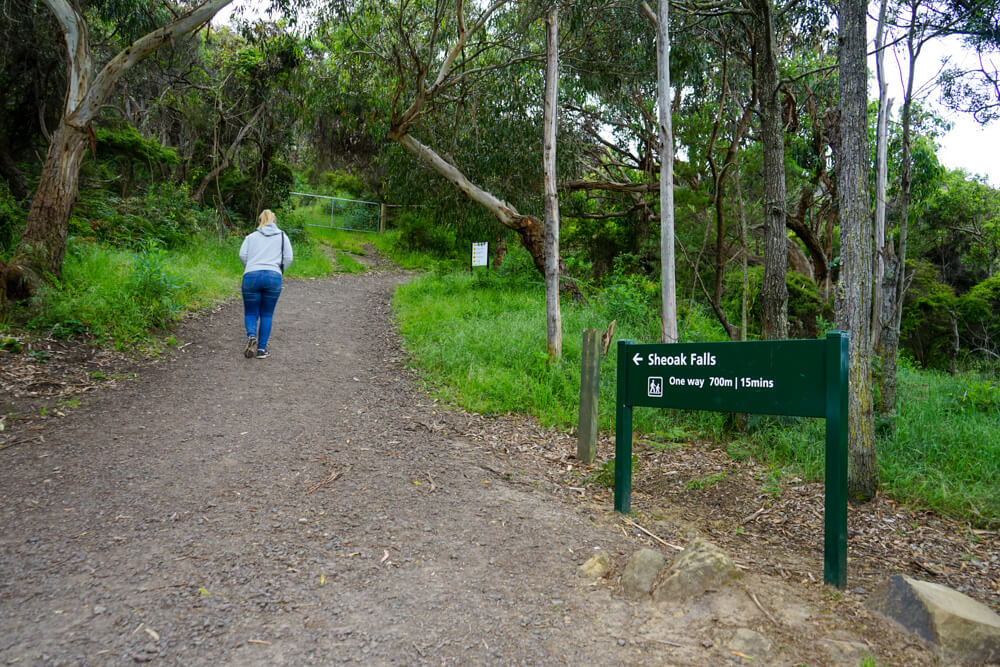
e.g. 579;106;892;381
95;125;178;168
494;246;541;286
393;210;457;257
72;182;214;250
678;300;730;342
958;273;1000;363
0;181;26;255
723;266;832;339
900;260;959;369
321;169;367;198
124;240;189;329
597;257;658;332
274;208;309;244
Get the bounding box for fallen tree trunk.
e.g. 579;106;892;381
390;131;577;295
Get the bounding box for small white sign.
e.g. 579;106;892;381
647;376;663;398
471;242;489;267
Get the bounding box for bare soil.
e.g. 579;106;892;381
1;258;997;665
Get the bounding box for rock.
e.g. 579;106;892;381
577;550;611;579
867;574;1000;664
621;548;666;599
819;638;869;663
724;628;771;660
652;539;741;604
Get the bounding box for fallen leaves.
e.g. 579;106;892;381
460;411;1000;614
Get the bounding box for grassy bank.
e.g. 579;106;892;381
5;232;333;350
392;260;1000;526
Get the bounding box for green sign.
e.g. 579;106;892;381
614;331;848;588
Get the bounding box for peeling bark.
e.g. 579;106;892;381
9;120;89;285
657;0;678;343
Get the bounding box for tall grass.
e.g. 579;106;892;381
308;226;374;255
392;260;1000;526
14;232;332;349
886;365;999;520
394;265;729;437
291;193;380;233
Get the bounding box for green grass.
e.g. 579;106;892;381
885;365;1000;520
394;268;726;437
308;225;373;255
292;200;451;274
292;194;380;233
333;251;368;274
391;264;1000;527
13;232;332;350
283;237;334;278
371;229;459;272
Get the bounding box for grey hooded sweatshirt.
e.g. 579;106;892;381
239;222;293;275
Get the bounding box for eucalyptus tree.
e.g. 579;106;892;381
543;5;562;358
938;0;1000;122
873;0;991;417
670;0;835;341
640;0;679;343
873;0;893;356
2;0;238;304
747;0;788;340
641;0;836;340
189;26;304;220
656;9;754;340
558;3;660;275
317;0;561;275
837;0;876;500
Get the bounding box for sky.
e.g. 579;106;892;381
883;32;1000;188
210;2;1000;188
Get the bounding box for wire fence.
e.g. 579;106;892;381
289;191;385;233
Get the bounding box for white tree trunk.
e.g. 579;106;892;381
543;7;562;360
873;0;892;351
657;0;678;343
392;132;552;279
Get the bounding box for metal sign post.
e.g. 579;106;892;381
614;331;849;588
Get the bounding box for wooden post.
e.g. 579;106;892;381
379;203;387;233
577;328;601;464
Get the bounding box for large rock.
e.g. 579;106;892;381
653;539;741;604
867;574;1000;664
621;548;667;599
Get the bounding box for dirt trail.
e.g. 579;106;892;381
1;266;937;665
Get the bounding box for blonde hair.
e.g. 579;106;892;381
257;209;276;229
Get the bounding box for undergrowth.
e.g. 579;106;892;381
391;251;1000;527
7;228;333;351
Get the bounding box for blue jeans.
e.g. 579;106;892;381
242;270;283;351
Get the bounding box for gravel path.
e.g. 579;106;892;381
0;267;937;665
1;269;648;665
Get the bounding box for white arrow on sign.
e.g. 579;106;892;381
632;353;643;365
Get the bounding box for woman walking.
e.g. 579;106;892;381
239;209;293;359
